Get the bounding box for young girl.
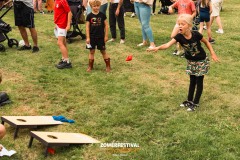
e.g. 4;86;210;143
86;0;111;72
198;0;215;43
147;14;219;111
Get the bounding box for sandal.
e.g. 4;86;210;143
137;43;147;47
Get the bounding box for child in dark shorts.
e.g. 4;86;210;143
147;14;219;112
86;0;111;72
198;0;215;43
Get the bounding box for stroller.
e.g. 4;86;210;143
158;0;173;14
66;0;86;43
0;0;18;52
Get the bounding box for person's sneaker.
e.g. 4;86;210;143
124;13;126;17
18;45;32;51
172;50;178;55
40;11;45;14
57;59;64;65
56;61;72;69
203;25;207;30
107;38;115;43
216;29;224;34
209;39;215;44
32;46;39;53
131;13;135;18
120;39;125;44
186;103;199;112
151;13;155;16
180;101;192;107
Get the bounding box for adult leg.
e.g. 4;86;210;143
18;26;31;47
116;6;125;40
216;16;223;30
138;3;155;46
109;4;117;39
29;28;38;47
193;76;204;104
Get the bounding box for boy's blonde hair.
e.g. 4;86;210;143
89;0;101;7
177;14;193;28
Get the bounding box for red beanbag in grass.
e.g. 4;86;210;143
126;55;132;61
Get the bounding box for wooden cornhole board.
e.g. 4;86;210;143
28;131;100;157
1;116;63;139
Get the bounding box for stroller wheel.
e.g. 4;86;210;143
8;39;19;48
0;44;6;52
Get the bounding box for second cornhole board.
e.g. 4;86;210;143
1;116;63;139
28;131;100;157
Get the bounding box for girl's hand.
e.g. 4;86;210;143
66;25;71;31
212;54;220;62
147;47;159;52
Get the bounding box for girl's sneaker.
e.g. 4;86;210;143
186;103;199;112
180;101;193;107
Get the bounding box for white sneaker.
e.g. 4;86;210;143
151;13;155;16
216;29;224;34
203;26;207;30
120;39;125;44
131;13;135;18
107;38;115;42
124;13;126;17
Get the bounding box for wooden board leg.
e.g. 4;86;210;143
14;127;19;139
44;146;49;157
28;136;34;148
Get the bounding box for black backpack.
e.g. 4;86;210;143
0;92;11;106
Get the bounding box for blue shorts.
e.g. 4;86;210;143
199;12;210;22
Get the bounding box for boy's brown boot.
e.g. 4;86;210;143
104;58;111;72
87;59;94;72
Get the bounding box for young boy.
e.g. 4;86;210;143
86;0;111;72
54;0;72;69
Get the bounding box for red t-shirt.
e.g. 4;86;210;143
172;0;196;15
54;0;71;29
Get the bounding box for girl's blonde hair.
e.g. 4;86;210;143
89;0;101;7
177;14;193;28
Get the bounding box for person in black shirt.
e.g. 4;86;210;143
147;14;219;111
86;0;111;72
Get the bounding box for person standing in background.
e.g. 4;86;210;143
107;0;125;44
14;0;40;53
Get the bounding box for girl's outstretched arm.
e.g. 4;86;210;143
147;39;176;52
201;37;219;62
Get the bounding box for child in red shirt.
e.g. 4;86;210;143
169;0;196;55
54;0;73;69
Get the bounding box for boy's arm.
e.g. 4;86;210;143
104;20;108;42
66;11;72;31
201;38;219;62
86;21;90;44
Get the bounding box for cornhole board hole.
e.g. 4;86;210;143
1;116;63;139
28;131;100;157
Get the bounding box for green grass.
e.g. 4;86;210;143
0;0;240;159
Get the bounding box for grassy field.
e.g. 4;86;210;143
0;0;240;159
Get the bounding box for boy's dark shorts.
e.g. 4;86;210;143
14;1;35;28
87;38;106;50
